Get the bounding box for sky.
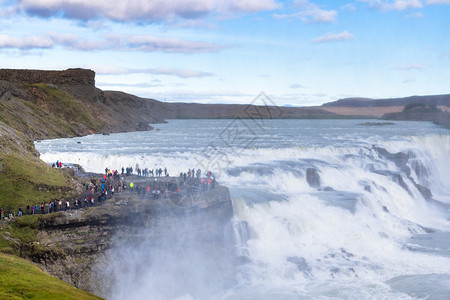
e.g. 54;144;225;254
0;0;449;106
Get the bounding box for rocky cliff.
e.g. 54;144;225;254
0;68;101;104
0;68;95;86
11;176;236;298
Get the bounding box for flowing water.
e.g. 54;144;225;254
35;119;450;299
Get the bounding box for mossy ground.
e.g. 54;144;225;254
0;214;62;256
0;252;103;299
0;154;76;213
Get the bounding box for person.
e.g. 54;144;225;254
26;204;30;215
1;208;4;220
18;207;23;216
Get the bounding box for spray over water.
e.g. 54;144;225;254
35;119;450;299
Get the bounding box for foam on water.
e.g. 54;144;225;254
35;119;450;299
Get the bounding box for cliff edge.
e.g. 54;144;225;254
3;175;236;298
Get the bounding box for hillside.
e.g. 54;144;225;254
319;94;450;117
322;95;450;107
0;253;102;299
0;69;154;216
382;103;450;129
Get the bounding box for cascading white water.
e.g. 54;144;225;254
35;119;450;299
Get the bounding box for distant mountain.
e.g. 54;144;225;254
382;103;450;129
322;95;450;107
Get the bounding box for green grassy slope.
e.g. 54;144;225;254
0;154;78;212
0;83;94;212
0;252;103;299
0;78;105;298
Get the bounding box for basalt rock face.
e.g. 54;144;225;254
31;180;235;297
0;68;95;86
0;68;101;103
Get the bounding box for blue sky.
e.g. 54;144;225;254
1;0;449;106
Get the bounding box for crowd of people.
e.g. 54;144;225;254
120;166;168;177
1;165;216;221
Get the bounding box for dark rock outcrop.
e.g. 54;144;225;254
306;168;321;187
0;68;102;103
382;103;450;129
373;147;436;201
0;68;95;87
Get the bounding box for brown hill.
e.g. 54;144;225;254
322;95;450;107
319;95;450;117
382;103;450;129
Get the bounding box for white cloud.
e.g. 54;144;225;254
97;82;164;88
0;33;226;53
0;34;53;49
360;0;423;11
93;65;214;78
124;35;225;53
164;19;218;30
142;89;254;104
426;0;450;4
0;3;17;17
289;83;305;89
342;3;357;11
228;0;281;12
273;0;337;23
393;64;424;70
405;12;424;17
14;0;280;22
312;31;354;43
142;67;214;78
